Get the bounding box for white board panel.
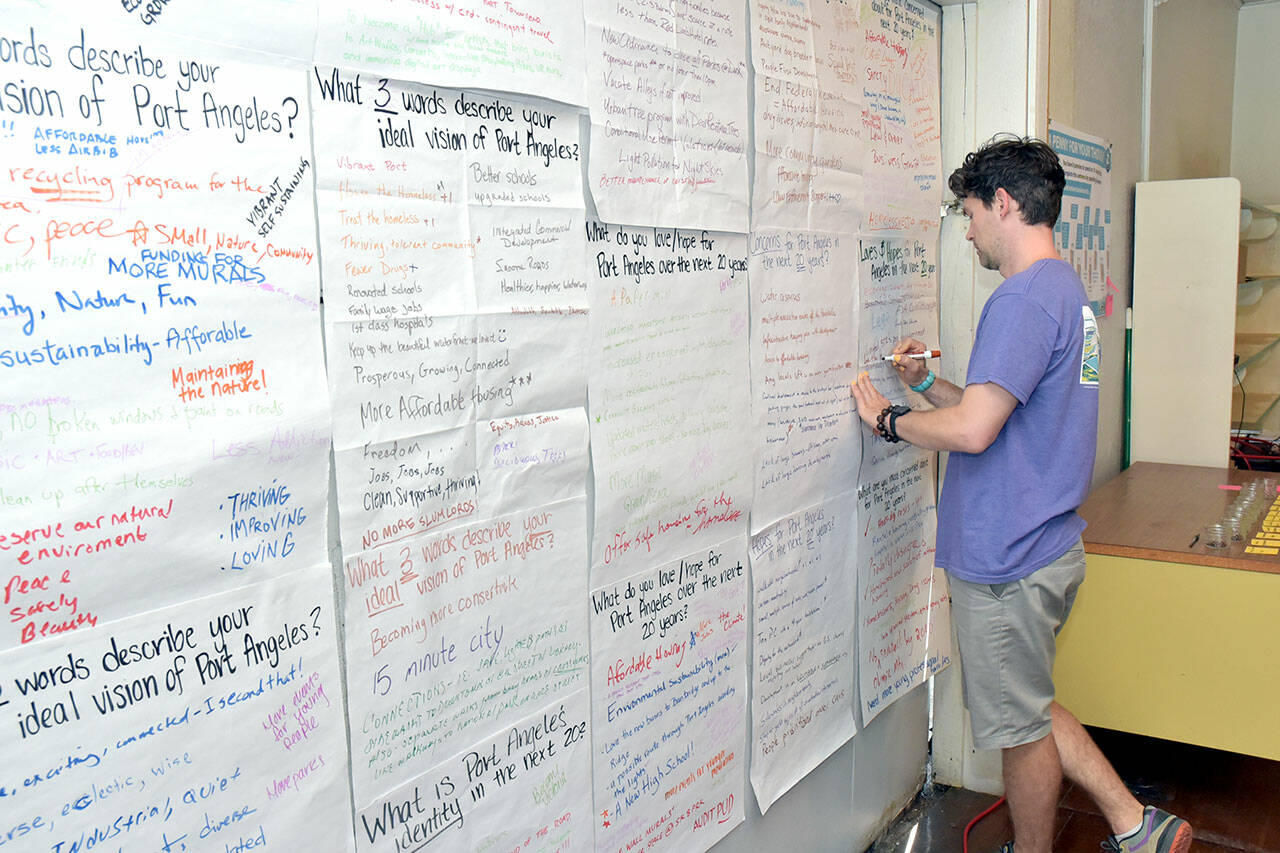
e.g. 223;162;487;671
1131;178;1240;468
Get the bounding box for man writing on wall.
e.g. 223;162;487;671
851;136;1191;853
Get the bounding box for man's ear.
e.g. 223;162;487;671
993;187;1020;220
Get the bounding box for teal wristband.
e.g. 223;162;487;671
909;369;935;393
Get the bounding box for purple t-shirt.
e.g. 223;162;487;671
935;258;1100;583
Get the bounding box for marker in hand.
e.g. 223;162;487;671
883;349;941;362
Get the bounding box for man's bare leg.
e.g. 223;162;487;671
1049;702;1144;835
1003;732;1062;853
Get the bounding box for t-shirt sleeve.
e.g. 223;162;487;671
966;293;1060;404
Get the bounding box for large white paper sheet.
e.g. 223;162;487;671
855;232;948;722
311;69;597;833
0;565;353;852
861;0;941;235
590;538;748;852
856;457;950;723
584;0;750;231
749;229;859;532
751;0;862;98
310;73;591;551
314;0;587;106
311;74;588;449
586;223;751;585
342;499;589;806
0;17;330;651
748;496;857;813
354;690;593;852
857;235;939;478
751;0;865;231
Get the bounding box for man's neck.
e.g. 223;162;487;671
999;227;1062;279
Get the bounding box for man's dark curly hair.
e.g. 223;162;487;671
947;135;1066;227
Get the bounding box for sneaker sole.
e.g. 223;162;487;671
1165;822;1193;853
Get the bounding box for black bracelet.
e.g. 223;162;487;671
887;405;910;441
877;404;911;443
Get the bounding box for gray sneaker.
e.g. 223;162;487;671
1101;806;1192;853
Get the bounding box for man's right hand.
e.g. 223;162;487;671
889;338;932;386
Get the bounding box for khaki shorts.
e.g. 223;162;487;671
947;540;1086;750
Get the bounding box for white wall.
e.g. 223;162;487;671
1232;2;1280;204
1149;0;1238;182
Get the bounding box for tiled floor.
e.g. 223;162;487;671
868;727;1280;852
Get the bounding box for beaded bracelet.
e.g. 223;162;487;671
875;407;891;441
875;404;911;442
909;369;936;393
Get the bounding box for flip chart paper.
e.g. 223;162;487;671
751;0;865;231
857;457;950;724
0;17;330;651
341;498;589;806
854;216;946;723
310;75;588;458
861;0;942;236
310;73;592;571
748;495;857;812
589;537;748;852
584;0;750;231
586;223;751;585
354;690;593;852
0;564;353;853
857;235;939;479
314;0;587;106
749;228;859;532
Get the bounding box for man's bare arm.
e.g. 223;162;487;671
887;338;963;408
851;376;1018;454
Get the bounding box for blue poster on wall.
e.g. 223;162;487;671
1050;121;1113;315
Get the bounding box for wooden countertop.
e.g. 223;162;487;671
1080;461;1280;575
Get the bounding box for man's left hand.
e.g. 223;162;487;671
851;371;893;433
